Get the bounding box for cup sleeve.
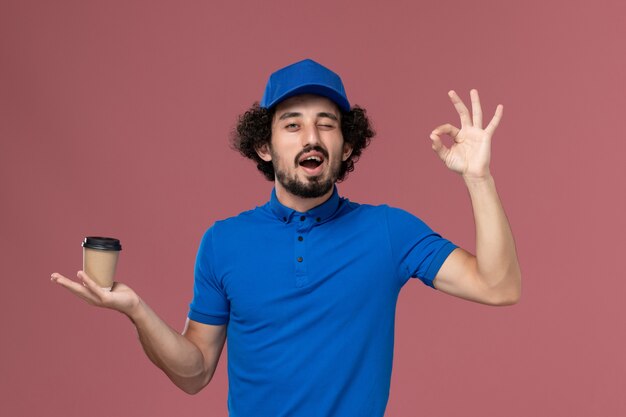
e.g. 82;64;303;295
385;206;458;288
188;226;230;325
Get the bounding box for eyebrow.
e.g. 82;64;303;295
278;112;339;121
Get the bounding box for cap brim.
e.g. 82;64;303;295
264;84;350;112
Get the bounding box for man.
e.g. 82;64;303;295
51;58;521;416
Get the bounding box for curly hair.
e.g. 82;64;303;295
230;101;375;182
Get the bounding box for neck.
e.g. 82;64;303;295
274;183;334;212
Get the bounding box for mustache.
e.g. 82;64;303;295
294;146;329;166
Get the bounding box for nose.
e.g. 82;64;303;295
301;123;321;147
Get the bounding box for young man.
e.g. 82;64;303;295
51;59;521;417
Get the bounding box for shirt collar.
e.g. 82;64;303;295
269;185;342;224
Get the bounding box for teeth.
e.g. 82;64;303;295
304;156;322;162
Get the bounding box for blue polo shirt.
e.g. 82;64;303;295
188;186;457;417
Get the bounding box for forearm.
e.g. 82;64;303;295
126;299;209;394
464;174;521;299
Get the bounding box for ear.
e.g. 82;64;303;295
342;142;353;162
255;143;272;162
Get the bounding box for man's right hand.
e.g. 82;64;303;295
50;269;226;394
51;270;141;318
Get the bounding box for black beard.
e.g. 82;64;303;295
272;145;339;199
275;169;335;198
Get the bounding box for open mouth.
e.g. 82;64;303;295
299;156;323;169
298;152;326;175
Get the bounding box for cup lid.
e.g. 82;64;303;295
82;236;122;251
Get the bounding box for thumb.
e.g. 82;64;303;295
78;270;103;292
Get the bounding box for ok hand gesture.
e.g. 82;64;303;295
430;89;503;181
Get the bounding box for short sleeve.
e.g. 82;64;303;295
188;226;230;324
385;206;458;288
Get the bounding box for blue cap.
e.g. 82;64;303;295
260;59;350;112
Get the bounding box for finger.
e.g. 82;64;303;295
430;133;449;161
448;90;472;128
432;124;461;142
51;272;100;304
470;89;483;129
485;104;504;136
78;270;109;298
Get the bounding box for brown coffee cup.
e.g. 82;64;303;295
81;237;122;291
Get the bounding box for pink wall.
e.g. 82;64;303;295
2;0;625;416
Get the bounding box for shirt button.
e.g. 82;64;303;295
300;216;306;221
298;236;303;241
297;256;303;262
283;216;287;222
316;217;321;222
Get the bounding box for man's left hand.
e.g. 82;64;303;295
429;89;503;181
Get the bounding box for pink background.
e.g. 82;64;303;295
2;0;625;416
